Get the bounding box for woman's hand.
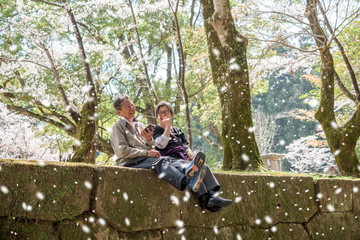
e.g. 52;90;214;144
162;117;172;129
147;149;161;158
187;150;195;161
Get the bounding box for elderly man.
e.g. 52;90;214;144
110;94;231;212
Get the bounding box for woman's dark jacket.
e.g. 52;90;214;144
152;125;190;160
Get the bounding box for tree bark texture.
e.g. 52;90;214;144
64;0;98;163
200;0;264;170
306;0;360;177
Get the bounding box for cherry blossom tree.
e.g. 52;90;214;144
0;103;60;161
285;135;338;174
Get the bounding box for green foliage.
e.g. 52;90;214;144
252;69;318;153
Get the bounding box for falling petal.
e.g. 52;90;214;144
212;48;220;56
176;220;184;228
241;154;249;162
171;195;180;206
123;192;129;201
1;185;9;194
36;191;45;200
81;225;90;233
125;218;130;226
213;226;219;234
264;216;273;224
98;218;106;226
84;181;92;189
335;188;342;194
326;204;335;212
271;226;277;232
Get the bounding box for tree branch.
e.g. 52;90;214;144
316;0;360;102
63;0;98;104
0;57;51;71
7;105;74;135
40;43;81;122
334;71;358;103
128;0;158;104
30;0;63;8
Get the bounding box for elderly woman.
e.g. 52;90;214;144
153;101;232;212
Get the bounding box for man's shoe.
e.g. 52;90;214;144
189;167;207;192
207;190;232;208
198;194;223;212
204;205;222;212
185;151;205;179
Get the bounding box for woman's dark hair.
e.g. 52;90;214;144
155;101;174;116
113;94;130;110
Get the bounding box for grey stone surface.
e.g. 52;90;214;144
0;218;57;240
0;159;93;221
307;212;360;240
182;174;318;228
271;223;309;240
57;214;120;240
94;165;181;232
1;160;360;239
315;178;353;212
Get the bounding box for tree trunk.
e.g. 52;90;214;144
170;0;193;148
199;0;264;170
71;101;97;163
64;0;98;164
306;0;360;176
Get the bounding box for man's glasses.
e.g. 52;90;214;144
122;103;135;110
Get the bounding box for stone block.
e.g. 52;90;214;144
58;214;120;240
164;225;269;240
0;217;57;240
315;179;353;212
181;173;318;228
271;223;309;240
307;212;360;240
94;166;181;232
0;160;93;221
117;230;162;239
352;180;360;213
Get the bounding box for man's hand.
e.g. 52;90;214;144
147;149;161;158
141;127;153;141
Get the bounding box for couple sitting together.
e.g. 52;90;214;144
110;94;232;212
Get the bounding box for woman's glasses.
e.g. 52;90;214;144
158;110;170;115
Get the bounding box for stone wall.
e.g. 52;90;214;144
0;159;359;240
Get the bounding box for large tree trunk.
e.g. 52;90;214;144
199;0;264;170
306;0;360;177
64;0;98;163
71;101;97;163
